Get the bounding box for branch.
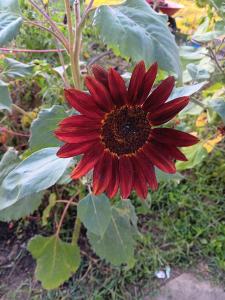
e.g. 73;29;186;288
0;47;65;53
28;0;68;49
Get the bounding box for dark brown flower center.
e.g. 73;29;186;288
101;106;151;155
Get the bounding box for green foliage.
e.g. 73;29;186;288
0;148;19;183
0;147;72;211
0;80;12;111
88;203;136;266
93;0;181;78
0;0;23;46
209;99;225;124
0;149;43;221
176;143;208;171
29;106;67;152
28;235;81;290
78;193;112;237
42;193;57;226
3;58;33;78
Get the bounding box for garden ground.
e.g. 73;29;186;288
0;150;224;299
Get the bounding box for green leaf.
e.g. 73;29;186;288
94;0;181;78
0;147;72;210
0;192;43;222
156;168;184;183
0;0;22;46
28;235;80;290
29;105;67;152
4;58;33;78
0;148;20;185
176;143;207;171
0;148;43;221
78;193;112;237
208;99;225;124
88;206;136;265
168;82;207;100
0;79;12;111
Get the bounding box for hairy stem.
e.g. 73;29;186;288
56;197;75;237
64;0;79;87
73;0;82;89
72;216;81;245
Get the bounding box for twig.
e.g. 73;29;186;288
25;20;69;51
12;104;33;119
0;127;29;137
28;0;68;49
207;46;225;75
73;0;82;89
0;47;65;54
191;98;206;109
87;50;112;68
79;0;95;28
64;0;78;87
56;197;75;237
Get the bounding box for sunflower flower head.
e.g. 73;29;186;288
55;61;199;199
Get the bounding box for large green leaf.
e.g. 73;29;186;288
88;206;136;265
176;143;207;171
0;149;43;221
168;82;207;100
0;0;22;46
29;106;67;152
28;235;80;290
0;192;43;221
78;193;112;237
208;99;225;124
0;148;19;184
93;0;181;78
4;58;33;78
0;79;12;111
0;147;72;210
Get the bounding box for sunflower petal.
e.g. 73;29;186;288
137;62;158;105
128;61;146;104
92;64;109;87
119;156;133;198
65;89;104;117
149;97;189;125
132;157;148;199
143;142;176;174
93;151;113;195
136;151;158;191
151;128;199;147
85;76;113;112
143;76;175;112
71;143;104;179
54;129;100;143
59;115;101;129
57;142;94;158
108;68;127;106
106;156;120;198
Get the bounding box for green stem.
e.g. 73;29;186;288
64;0;79;88
72;217;81;245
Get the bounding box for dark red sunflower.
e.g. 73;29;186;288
55;61;199;199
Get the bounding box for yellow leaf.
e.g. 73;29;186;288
85;0;125;8
196;112;207;127
203;133;223;153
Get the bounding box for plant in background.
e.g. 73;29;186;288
0;0;224;290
